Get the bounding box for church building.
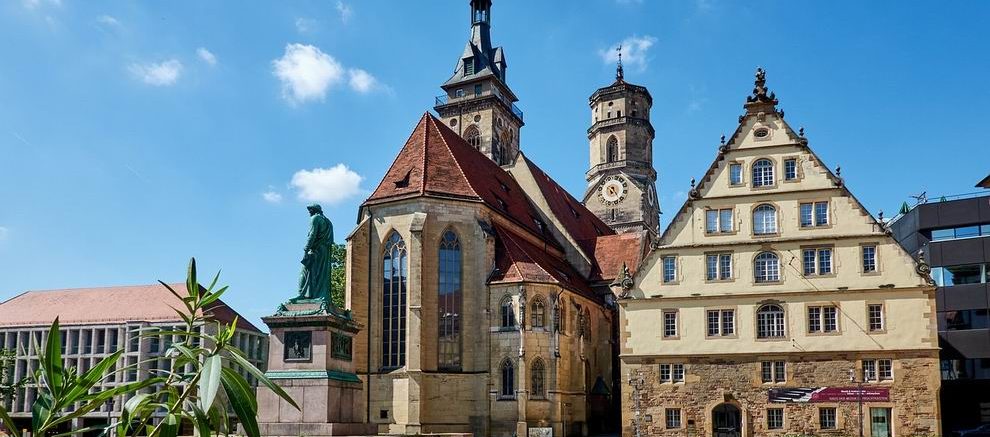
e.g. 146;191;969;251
344;1;652;435
618;70;942;437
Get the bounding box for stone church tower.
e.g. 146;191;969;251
582;61;660;236
434;0;523;166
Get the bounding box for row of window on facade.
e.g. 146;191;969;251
728;157;802;188
657;405;893;432
930;263;990;287
661;245;879;285
704;201;833;237
497;357;549;400
657;359;892;385
381;230;588;371
931;223;990;242
659;303;885;340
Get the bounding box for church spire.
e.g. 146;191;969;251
616;45;624;82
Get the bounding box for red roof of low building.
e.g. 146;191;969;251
589;231;649;282
491;225;596;299
0;284;262;333
365;113;548;238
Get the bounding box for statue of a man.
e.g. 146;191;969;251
298;203;334;301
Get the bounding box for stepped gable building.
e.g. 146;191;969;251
0;284;267;433
618;69;941;437
343;2;650;436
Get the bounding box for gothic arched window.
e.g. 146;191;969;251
530;297;546;328
753;204;778;235
500;296;515;328
382;231;407;368
606;136;619;163
752;158;775;187
755;251;781;283
464;125;482;150
756;303;786;338
531;358;546;399
500;358;515;398
438;230;462;370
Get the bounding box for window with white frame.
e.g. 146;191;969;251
705;208;734;234
707;309;735;337
729;163;743;185
755;252;781;283
868;304;885;332
663;310;678;338
819;407;837;430
800;201;830;227
753;204;778;235
659;363;685;383
761;360;786;383
862;358;894;381
767;408;784;429
706;253;733;281
862;245;878;273
757;304;786;338
803;248;833;276
784;158;798;181
808;305;839;333
666;408;682;429
752;159;775;187
662;256;677;283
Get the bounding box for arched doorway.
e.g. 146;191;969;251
712;403;742;437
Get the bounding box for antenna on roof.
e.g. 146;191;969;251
910;191;927;206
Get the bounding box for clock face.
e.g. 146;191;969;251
598;175;628;206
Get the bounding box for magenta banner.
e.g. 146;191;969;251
769;387;890;403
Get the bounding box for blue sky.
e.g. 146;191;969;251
1;1;988;329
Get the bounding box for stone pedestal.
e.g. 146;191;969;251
257;301;377;437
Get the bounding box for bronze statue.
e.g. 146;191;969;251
297;203;334;302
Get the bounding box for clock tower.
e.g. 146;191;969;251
582;60;660;236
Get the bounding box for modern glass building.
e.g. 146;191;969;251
891;181;990;433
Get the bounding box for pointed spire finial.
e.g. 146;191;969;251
744;66;779;113
799;127;805;137
836;166;842;177
616;44;624;81
720;134;726;145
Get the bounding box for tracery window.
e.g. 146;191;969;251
753;204;778;235
755;251;781;283
382;231;407;368
464;125;482;149
500;359;515;398
530;297;546;328
606;136;619;163
752;158;775;187
438;230;462;370
531;358;546;399
500;296;515;328
757;304;786;338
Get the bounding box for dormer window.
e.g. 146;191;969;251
464;58;475;76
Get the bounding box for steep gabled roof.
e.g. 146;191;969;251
364;112;547;238
491;225;596;299
590;231;648;282
517;155;615;258
0;284;262;333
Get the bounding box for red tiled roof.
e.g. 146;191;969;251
0;284;262;333
589;232;648;282
520;156;615;259
365;112;547;237
491;225;596;299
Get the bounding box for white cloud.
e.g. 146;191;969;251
96;14;120;28
129;59;183;86
336;1;353;24
272;43;344;105
348;68;380;93
291;164;363;205
196;47;217;66
600;35;658;72
295;17;317;33
262;186;283;204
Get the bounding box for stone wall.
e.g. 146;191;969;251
621;352;940;437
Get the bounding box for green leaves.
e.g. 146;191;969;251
0;404;21;437
198;355;222;412
220;367;259;437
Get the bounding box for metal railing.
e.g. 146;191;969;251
434;91;524;123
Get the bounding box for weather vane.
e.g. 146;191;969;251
616;44;624;80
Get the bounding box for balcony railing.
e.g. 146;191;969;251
434;91;524;123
